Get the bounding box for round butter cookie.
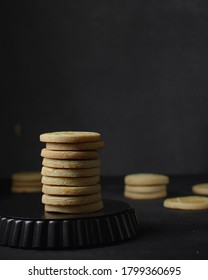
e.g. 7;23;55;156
124;190;167;200
192;183;208;195
11;186;42;193
40;131;101;143
46;141;104;151
125;173;169;186
12;181;42;188
163;196;208;210
41;166;100;178
42;158;100;169
42;193;101;206
42;184;101;196
42;175;99;186
41;149;98;160
45;201;103;214
125;185;167;193
12;172;41;182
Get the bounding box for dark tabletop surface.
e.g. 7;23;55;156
0;175;208;260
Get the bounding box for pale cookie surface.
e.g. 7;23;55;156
163;196;208;210
12;181;42;187
46;141;104;151
12;172;41;182
41;148;98;160
125;185;167;193
42;184;101;196
11;186;42;193
41;166;100;178
124;190;167;200
42;158;100;169
125;173;169;186
40;131;101;143
45;201;103;214
42;175;99;186
192;183;208;195
42;193;101;206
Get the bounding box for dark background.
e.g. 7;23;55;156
3;0;208;177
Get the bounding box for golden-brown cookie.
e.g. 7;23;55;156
46;141;104;151
42;193;101;206
125;185;167;193
12;171;41;182
42;175;99;186
40;131;101;143
41;166;100;177
45;200;103;213
124;190;167;200
11;186;42;193
41;148;98;160
42;158;100;169
42;184;101;196
163;196;208;210
125;173;169;186
192;183;208;195
12;181;42;188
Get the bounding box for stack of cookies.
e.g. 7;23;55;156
40;131;104;214
124;173;169;200
11;171;42;193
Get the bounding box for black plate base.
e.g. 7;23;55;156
0;194;140;249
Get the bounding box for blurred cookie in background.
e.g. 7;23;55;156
11;171;42;193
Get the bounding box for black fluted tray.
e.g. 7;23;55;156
0;194;140;249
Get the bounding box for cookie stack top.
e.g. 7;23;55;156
40;131;102;143
40;131;104;214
